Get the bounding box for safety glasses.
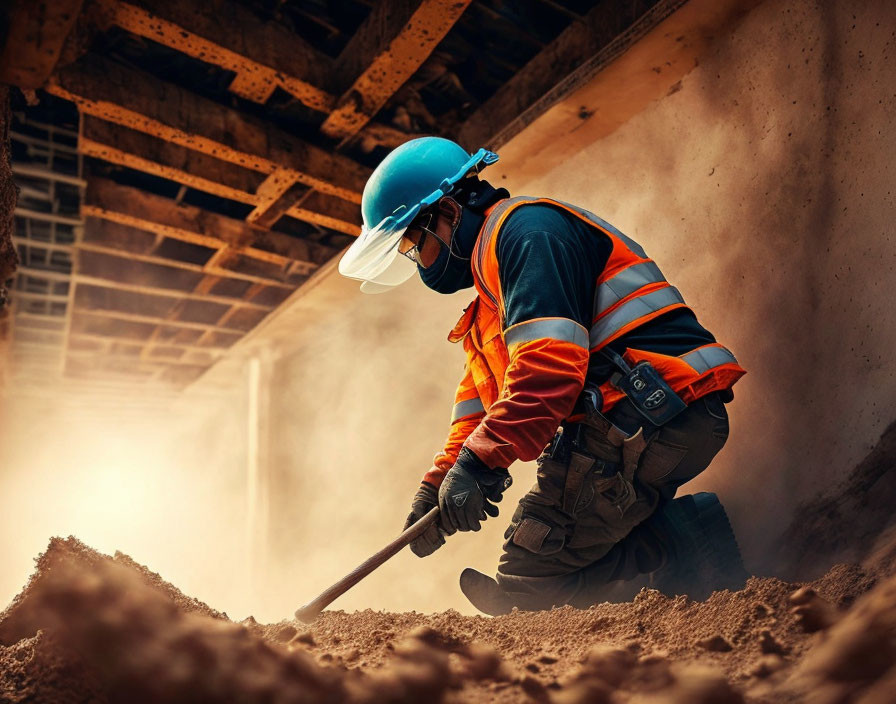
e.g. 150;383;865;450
398;207;439;265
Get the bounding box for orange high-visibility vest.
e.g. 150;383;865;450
461;196;744;416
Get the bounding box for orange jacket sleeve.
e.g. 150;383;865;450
422;363;486;487
462;318;589;470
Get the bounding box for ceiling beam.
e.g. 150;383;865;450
47;53;370;202
74;273;272;311
287;191;361;237
65;348;219;368
320;0;474;142
0;0;84;89
86;0;419;151
72;306;240;335
83;178;334;272
80;116;264;204
457;0;679;150
78;242;291;290
79;219;294;289
94;0;335;110
70;330;230;354
80;118;361;236
10;291;70;304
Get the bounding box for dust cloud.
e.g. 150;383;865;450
0;273;529;623
0;394;258;620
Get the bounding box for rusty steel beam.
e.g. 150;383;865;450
457;0;681;150
287;191;362;237
81;116;264;204
69;331;228;355
85;0;416;150
71;306;242;335
0;0;84;89
74;273;273;311
320;0;473;141
83;178;334;271
80;118;362;235
94;0;335;110
247;179;309;231
47;54;369;202
65;348;221;367
78;240;293;290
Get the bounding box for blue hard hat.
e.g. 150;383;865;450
339;137;499;293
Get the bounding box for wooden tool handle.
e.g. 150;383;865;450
294;506;440;623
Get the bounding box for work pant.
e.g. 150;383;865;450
495;391;731;610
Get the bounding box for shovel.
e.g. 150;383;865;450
294;507;440;623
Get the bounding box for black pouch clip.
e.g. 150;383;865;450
603;349;687;427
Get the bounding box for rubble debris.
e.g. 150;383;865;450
1;536;896;702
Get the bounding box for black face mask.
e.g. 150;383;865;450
417;206;478;294
417;181;509;294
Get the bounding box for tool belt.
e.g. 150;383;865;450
546;343;695;519
546;384;650;517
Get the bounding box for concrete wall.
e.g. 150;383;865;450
245;0;896;616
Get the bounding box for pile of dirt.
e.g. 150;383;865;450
2;537;895;702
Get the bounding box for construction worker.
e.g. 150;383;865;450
339;137;748;614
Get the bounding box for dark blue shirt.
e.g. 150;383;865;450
496;203;716;384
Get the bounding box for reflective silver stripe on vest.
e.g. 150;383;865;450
589;286;685;349
595;261;666;315
505;318;589;350
451;397;486;422
680;346;740;374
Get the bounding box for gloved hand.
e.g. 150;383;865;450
439;447;512;534
404;482;445;557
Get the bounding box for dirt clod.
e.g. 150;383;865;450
758;629;790;656
697;635;733;652
291;630;316;647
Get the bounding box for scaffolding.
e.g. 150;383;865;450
7;113;82;389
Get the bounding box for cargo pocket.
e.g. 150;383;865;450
509;517;566;555
703;394;730;441
637;436;689;485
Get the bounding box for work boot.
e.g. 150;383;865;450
648;492;749;600
463;569;583;614
459;568;514;616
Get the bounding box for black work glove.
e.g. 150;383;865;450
404;482;445;558
438;447;512;534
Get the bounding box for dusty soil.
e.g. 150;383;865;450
1;535;894;703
